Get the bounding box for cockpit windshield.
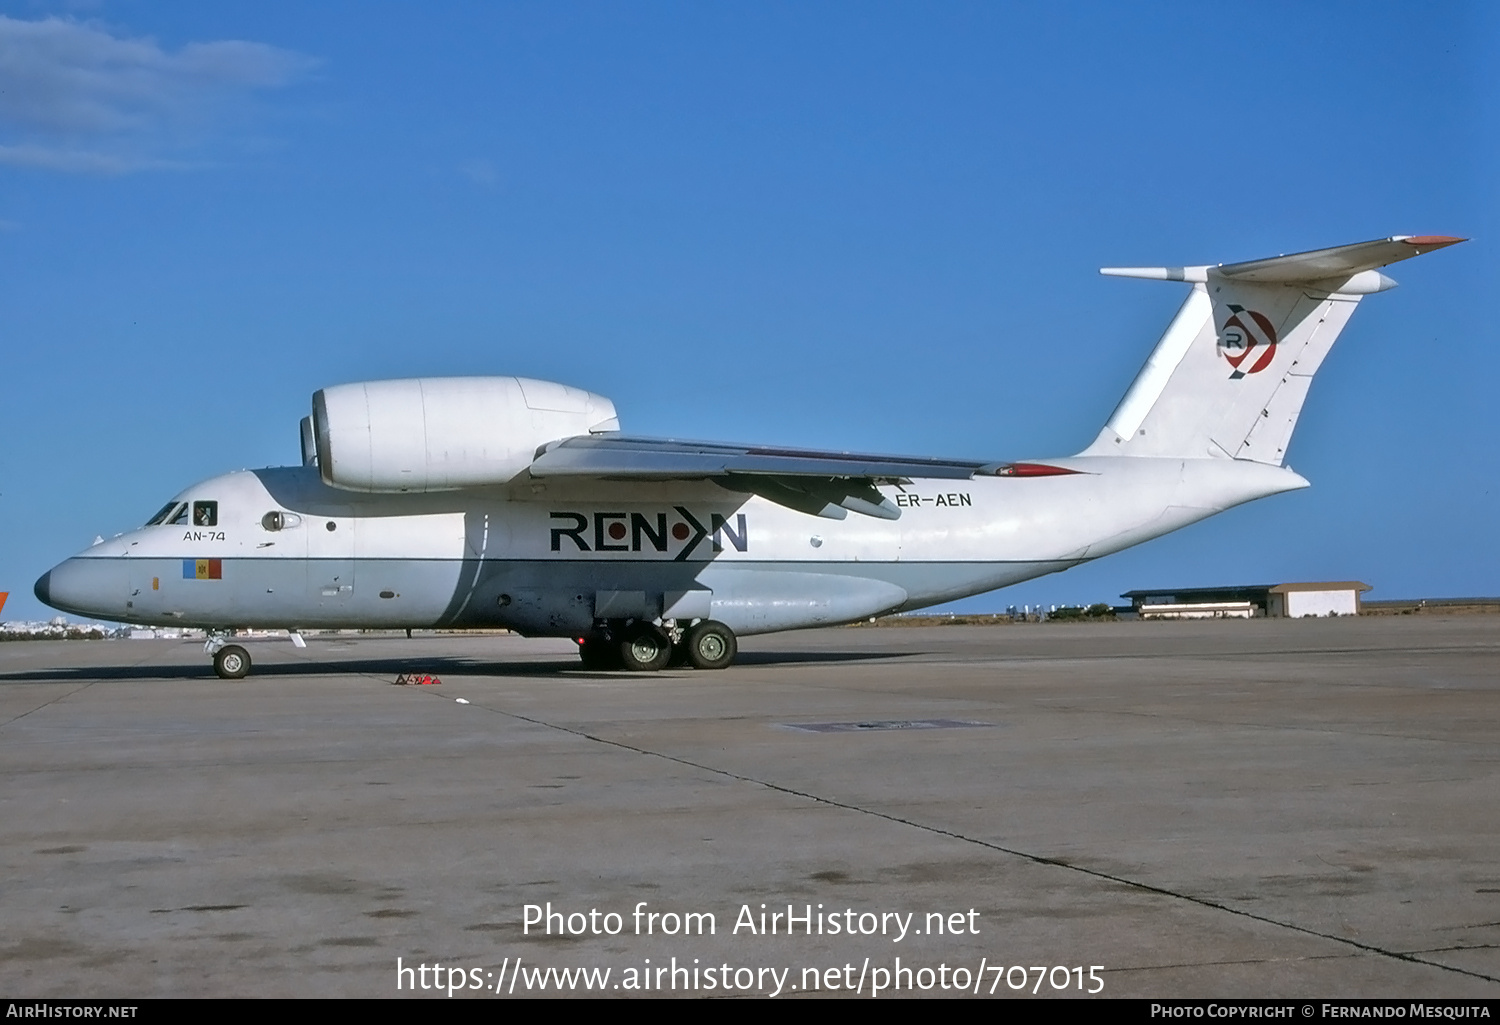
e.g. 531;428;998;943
146;501;187;526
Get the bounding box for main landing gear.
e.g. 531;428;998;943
683;620;736;670
576;619;737;672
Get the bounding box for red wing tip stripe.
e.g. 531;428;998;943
1402;235;1467;246
995;463;1081;477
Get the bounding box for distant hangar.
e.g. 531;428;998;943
1120;582;1372;620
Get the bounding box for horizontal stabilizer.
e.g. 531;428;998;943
1102;235;1464;290
1214;234;1465;283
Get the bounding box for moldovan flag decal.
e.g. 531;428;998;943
183;559;222;580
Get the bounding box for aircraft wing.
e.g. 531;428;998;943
528;434;1006;520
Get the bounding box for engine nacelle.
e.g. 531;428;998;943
312;377;619;492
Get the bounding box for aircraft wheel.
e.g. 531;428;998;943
214;644;252;680
685;620;736;670
619;628;671;672
578;638;619;671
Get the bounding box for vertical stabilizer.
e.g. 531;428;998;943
1082;235;1463;464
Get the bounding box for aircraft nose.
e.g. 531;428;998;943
35;558;128;619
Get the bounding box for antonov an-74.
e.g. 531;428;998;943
36;235;1464;677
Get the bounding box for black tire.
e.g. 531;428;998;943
685;620;736;670
214;644;251;680
618;627;671;672
578;638;620;671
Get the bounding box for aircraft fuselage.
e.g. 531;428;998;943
37;457;1304;637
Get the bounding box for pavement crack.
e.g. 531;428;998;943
0;681;100;729
0;646;174;729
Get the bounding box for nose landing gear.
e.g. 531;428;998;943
202;630;308;679
213;644;252;679
205;632;252;679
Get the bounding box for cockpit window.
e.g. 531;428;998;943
147;501;187;526
193;501;219;527
169;504;190;525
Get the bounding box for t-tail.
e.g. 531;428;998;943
1081;235;1465;465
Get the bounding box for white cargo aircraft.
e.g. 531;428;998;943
37;235;1463;678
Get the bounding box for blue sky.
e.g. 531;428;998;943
1;2;1493;621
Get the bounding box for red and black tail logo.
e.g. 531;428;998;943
1217;305;1277;379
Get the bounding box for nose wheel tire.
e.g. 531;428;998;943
619;628;671;672
213;644;252;680
685;620;736;670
